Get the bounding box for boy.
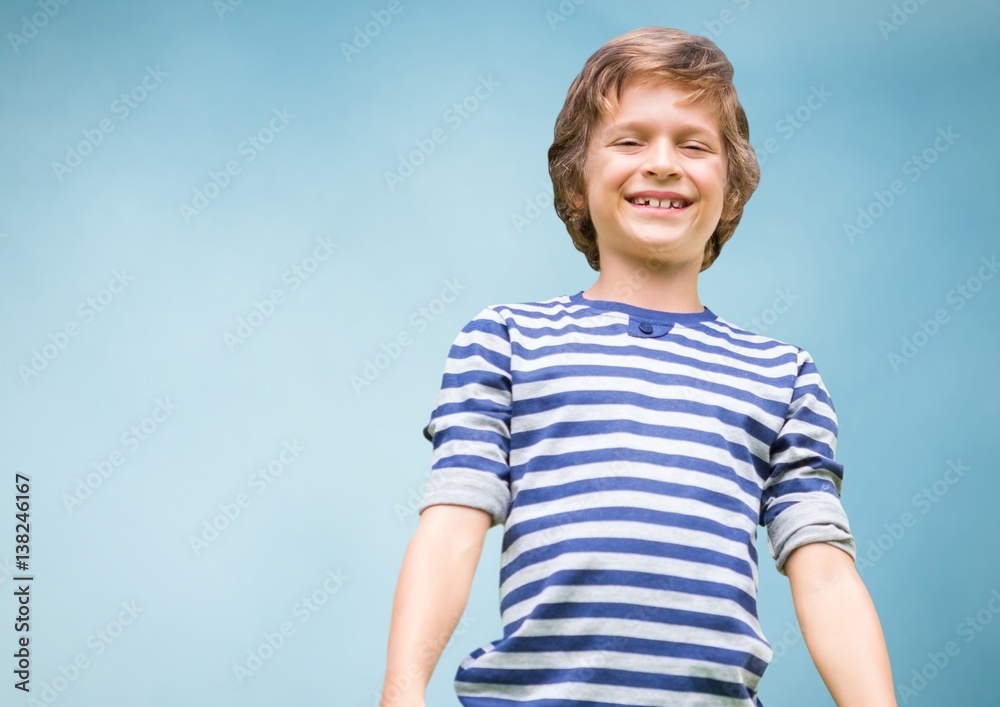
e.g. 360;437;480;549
382;26;896;707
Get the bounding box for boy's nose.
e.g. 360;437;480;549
641;141;683;179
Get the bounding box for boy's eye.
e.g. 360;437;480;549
614;140;709;151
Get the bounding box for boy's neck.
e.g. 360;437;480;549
583;262;705;314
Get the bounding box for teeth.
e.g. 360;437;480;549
629;197;686;209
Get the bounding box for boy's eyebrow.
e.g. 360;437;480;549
603;119;720;139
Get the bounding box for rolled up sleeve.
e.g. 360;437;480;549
418;306;512;527
762;348;856;577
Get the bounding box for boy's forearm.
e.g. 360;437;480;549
786;543;898;707
380;506;490;706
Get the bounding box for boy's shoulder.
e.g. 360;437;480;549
474;292;810;358
475;292;574;319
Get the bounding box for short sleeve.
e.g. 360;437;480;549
761;348;856;577
417;306;512;527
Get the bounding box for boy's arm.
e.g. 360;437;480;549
785;542;898;707
380;504;492;707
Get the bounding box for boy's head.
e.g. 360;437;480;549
548;26;760;273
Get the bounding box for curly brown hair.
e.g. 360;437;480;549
547;26;760;272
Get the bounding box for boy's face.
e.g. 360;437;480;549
578;78;728;271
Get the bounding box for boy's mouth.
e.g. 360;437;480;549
626;195;691;211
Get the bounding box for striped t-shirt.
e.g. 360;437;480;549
418;290;857;706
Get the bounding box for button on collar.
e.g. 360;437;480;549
627;318;672;338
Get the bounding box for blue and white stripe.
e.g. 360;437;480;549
420;290;856;706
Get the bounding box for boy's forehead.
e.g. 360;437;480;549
596;86;722;137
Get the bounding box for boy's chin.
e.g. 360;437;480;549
600;242;707;269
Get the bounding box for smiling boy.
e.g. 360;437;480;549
382;26;897;707
574;78;727;309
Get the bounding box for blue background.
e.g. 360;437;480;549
1;0;998;705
